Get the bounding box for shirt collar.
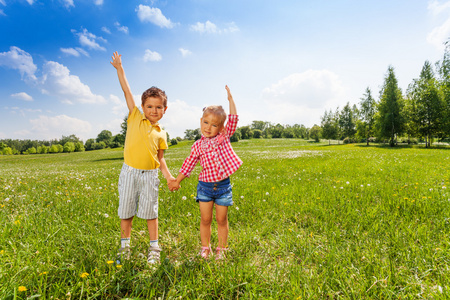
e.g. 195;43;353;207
141;114;161;130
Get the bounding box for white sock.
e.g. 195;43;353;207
150;240;159;248
121;238;130;248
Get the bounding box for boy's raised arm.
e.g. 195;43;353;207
110;51;135;112
225;85;237;115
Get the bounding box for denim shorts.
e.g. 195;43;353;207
196;177;233;206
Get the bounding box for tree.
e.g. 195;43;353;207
96;130;113;147
407;61;444;147
376;66;405;146
239;126;253;139
358;87;377;145
437;43;450;138
339;102;356;139
63;142;75;153
309;124;322;142
85;139;95;151
321;109;339;143
251;121;270;132
74;142;85;152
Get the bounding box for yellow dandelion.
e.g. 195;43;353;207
107;260;114;265
14;220;20;225
80;272;89;278
0;250;4;255
116;265;122;269
18;286;27;292
39;271;48;276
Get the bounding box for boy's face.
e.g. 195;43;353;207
142;97;167;124
200;114;223;138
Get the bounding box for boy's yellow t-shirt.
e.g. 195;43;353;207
123;106;168;170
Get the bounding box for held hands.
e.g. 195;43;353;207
110;51;122;69
167;177;181;191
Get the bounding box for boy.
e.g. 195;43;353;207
110;51;175;264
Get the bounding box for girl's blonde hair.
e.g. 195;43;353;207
203;105;227;128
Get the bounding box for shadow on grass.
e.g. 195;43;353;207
93;157;124;162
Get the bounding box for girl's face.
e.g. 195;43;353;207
141;97;167;124
200;113;223;138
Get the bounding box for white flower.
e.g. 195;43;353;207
67;200;71;203
104;214;109;218
187;212;191;217
265;192;270;196
360;185;364;187
5;198;9;201
182;196;187;200
240;196;244;199
235;206;239;210
367;184;371;187
340;187;344;189
346;181;350;184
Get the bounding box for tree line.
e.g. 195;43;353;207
3;44;450;155
320;48;450;147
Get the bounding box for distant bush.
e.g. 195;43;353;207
63;142;75;153
37;145;49;154
74;142;85;152
230;131;241;142
253;129;263;139
170;138;178;146
24;147;37;154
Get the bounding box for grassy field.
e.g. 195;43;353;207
1;139;450;299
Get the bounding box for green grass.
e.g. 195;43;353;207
1;139;450;299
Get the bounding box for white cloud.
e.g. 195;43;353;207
428;0;450;15
190;21;239;34
191;21;218;34
136;5;174;28
0;0;6;5
260;70;346;126
101;26;111;34
41;61;106;104
109;94;127;116
11;92;33;101
114;22;129;34
143;49;162;62
60;47;89;57
72;28;106;51
0;46;37;82
163;99;202;138
26;0;35;4
61;0;74;9
28;115;92;141
94;0;103;5
179;48;192;57
0;9;5;16
427;17;450;51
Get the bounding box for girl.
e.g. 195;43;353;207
169;85;242;259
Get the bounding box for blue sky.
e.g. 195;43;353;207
0;0;449;141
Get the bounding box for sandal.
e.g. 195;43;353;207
199;246;211;259
215;247;228;260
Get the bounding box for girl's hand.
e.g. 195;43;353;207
110;51;122;69
225;85;233;102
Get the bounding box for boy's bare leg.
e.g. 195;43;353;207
199;201;214;248
147;218;158;241
120;217;133;238
215;204;229;248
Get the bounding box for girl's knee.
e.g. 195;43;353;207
216;215;228;227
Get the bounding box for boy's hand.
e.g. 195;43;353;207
225;85;233;102
110;51;122;69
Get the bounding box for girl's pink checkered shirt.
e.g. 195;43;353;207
179;114;243;182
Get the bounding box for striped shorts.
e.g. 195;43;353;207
118;163;160;220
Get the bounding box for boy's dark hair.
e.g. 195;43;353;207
141;86;168;107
